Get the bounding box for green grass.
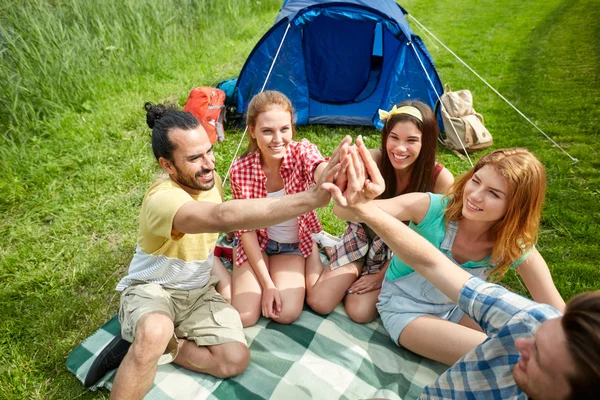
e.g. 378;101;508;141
0;0;598;398
402;0;600;298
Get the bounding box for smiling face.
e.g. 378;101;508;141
385;121;423;172
162;127;215;194
513;318;575;399
461;164;511;223
250;105;293;162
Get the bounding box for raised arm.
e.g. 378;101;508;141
332;139;438;224
325;142;471;303
354;203;470;303
515;248;566;312
334;191;430;225
174;189;324;234
373;192;431;223
174;136;351;234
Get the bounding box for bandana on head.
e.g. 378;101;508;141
378;105;423;122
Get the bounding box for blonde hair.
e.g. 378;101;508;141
445;148;546;277
243;90;296;157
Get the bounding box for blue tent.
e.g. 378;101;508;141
235;0;443;128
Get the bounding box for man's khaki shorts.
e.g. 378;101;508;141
119;276;246;364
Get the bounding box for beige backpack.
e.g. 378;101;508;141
436;85;493;152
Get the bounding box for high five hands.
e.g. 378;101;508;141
321;135;386;219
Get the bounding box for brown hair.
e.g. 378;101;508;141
562;291;600;399
379;100;439;199
243;90;296;157
445;148;546;276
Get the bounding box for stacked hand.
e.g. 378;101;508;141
322;135;385;219
313;135;353;207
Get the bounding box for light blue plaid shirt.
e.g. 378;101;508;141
421;276;562;399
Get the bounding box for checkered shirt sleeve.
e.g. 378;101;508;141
230;140;325;267
421;277;562;399
293;138;327;181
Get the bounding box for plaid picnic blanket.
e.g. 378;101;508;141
67;305;446;399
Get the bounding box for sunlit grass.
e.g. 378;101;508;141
0;0;598;397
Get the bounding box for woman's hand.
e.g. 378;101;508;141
347;271;384;295
312;136;352;207
323;142;373;220
356;135;385;199
262;285;282;319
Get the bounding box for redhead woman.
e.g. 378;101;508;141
369;148;566;365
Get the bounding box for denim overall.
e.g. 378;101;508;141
376;221;492;345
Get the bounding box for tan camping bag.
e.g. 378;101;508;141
437;85;493;152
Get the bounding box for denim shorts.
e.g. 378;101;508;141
264;239;303;257
377;273;465;346
376;262;492;346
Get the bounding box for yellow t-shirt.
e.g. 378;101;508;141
116;174;222;291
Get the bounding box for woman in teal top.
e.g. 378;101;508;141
373;148;566;366
386;193;529;280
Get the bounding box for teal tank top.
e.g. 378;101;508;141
385;193;530;281
386;193;449;281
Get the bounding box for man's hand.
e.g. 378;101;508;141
312;136;352;207
262;286;282;319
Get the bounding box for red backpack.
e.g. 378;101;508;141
183;87;226;144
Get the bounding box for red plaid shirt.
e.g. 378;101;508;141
230;139;325;266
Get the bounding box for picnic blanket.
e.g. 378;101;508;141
67;305;446;399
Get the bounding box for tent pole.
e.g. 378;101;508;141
224;22;293;186
408;14;578;163
408;42;474;166
260;23;292;92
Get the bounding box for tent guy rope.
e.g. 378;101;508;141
408;13;578;163
408;41;474;167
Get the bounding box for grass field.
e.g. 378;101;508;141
0;0;598;398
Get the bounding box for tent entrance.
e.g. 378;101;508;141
235;0;445;129
303;16;382;104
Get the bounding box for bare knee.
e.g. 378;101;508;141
346;306;378;324
274;306;302;325
213;342;250;378
239;310;261;328
344;291;379;324
132;313;174;363
231;291;261;328
306;292;337;316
